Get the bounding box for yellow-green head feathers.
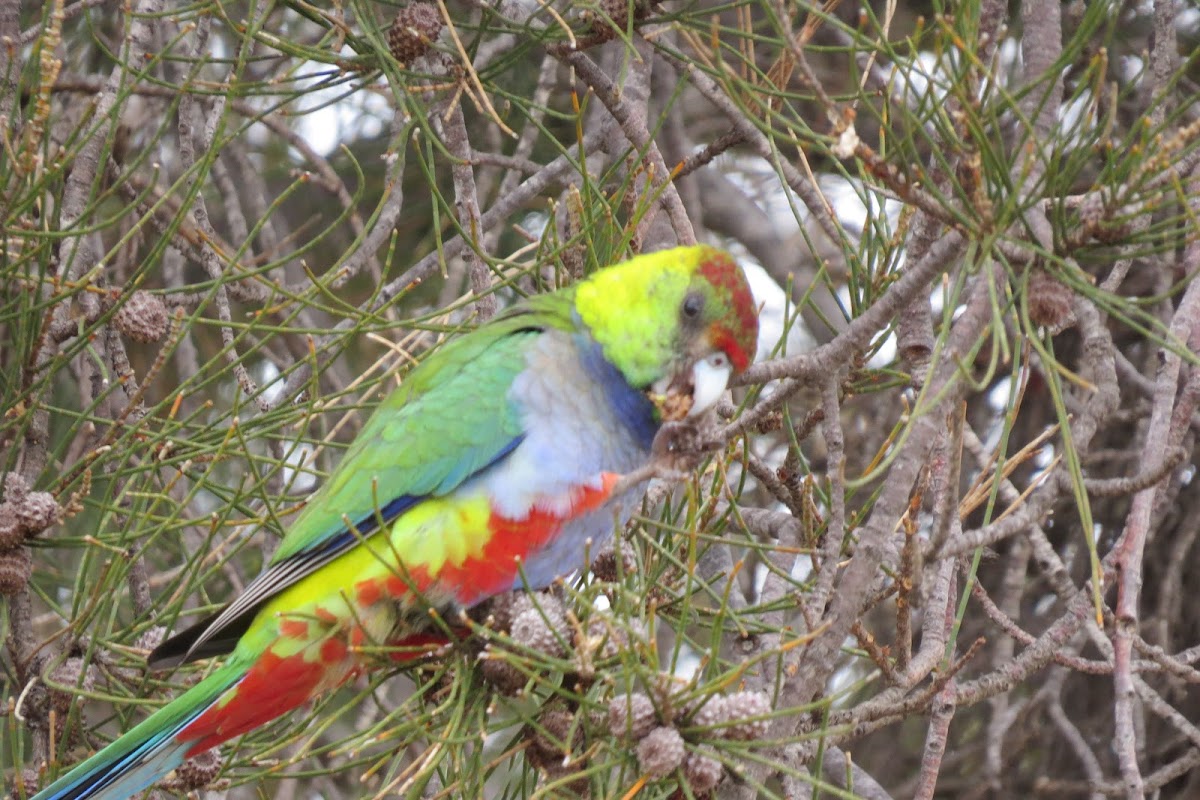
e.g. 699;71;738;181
574;246;759;389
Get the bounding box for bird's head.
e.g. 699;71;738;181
575;245;759;420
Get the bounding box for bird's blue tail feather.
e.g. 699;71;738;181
30;665;243;800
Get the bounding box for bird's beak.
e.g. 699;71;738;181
687;352;733;416
651;353;733;421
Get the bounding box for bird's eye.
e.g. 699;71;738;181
682;292;704;319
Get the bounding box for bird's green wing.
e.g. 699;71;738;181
272;321;537;562
150;304;572;667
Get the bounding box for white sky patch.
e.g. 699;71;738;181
753;560;769;602
891;50;950;106
1120;55;1146;86
717;154;906;368
1033;592;1057;616
292;57;391;157
972;39;1022;101
790;552;813;583
833;284;898;368
1036;442;1055;470
281;443;318;494
986;377;1012;413
1058;87;1098;149
868;327;897;367
819;176;872;233
672;643;704;682
253;360;319;493
520;210;550;240
997;37;1021;75
982;394;1009;453
1179;6;1200;36
950;300;968;324
258;360;284;406
716;154;900;247
211;30;229;61
739;258;816;361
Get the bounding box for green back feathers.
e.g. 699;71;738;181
270;314;547;564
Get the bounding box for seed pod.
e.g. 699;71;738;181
480;648;526;695
17;491;60;535
608;692;656;741
387;3;443;64
688;696;727;731
48;657;96;714
1027;269;1074;333
172;750;222;791
510;596;568;658
720;691;771;741
0;548;33;596
590;539;635;582
585;614;638;660
636;726;685;780
477;591;522;633
0;503;22;548
585;0;649;43
10;768;40;799
114;290;170;343
4;472;29;503
135;625;167;654
539;761;590;797
683;751;724;794
527;710;582;771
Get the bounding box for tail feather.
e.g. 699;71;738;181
32;663;245;800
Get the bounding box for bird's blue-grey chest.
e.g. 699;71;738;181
478;328;658;589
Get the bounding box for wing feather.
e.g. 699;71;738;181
150;314;556;668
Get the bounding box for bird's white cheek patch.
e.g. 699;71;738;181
688;353;733;416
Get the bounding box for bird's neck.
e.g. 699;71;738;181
575;333;659;452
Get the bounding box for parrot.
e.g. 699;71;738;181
29;244;759;800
